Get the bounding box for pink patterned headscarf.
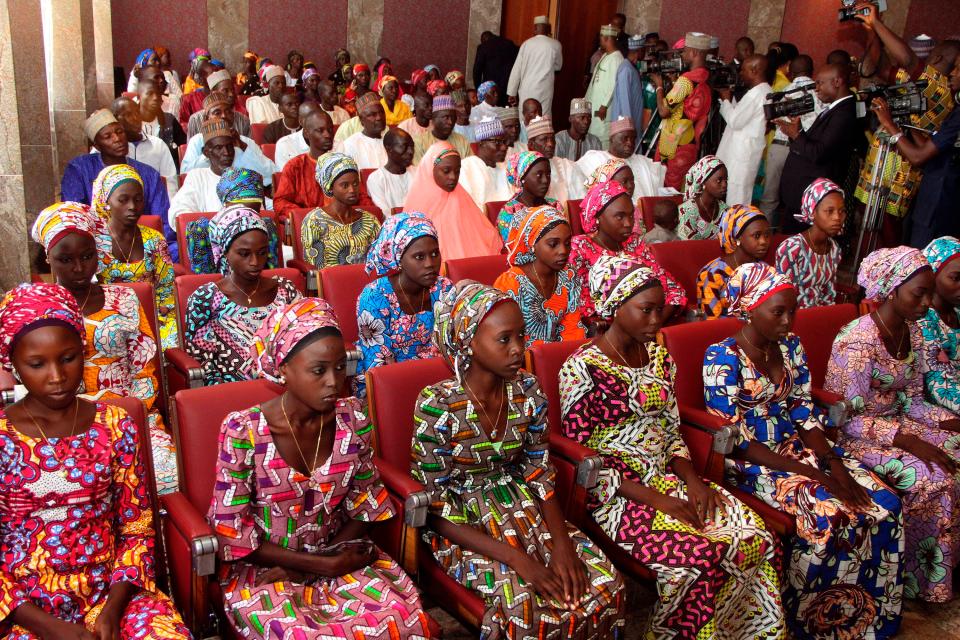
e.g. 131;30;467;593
724;262;795;316
583;158;628;191
589;255;659;319
580;180;630;234
797;177;843;225
251;298;341;383
0;283;85;371
857;246;931;301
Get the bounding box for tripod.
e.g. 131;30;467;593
854;135;895;266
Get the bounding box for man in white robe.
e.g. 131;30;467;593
341;93;388;170
506;16;563;118
367;128;415;216
458;117;513;209
715;54;772;205
577;117;665;201
111;96;178;202
245;65;285;124
524;116;586;204
583;24;625;147
276;102;320;170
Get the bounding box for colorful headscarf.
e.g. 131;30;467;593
797;177;844;225
589;255;659;320
433;280;511;382
353;63;370;75
858;246;931;301
210;59;225;70
477;81;498;102
154;45;169;60
136;48;156;67
189;47;211;62
410;69;427;89
379;74;399;92
683;155;724;200
426;80;449;97
0;283;85;372
506;205;567;266
92;164;143;219
505;150;547;190
251;297;340;383
424;64;440;75
580;180;630;234
302;67;320;83
243;50;259;63
724;262;795;316
208;204;270;275
718;204;766;253
365;211;438;277
216;168;265;205
31;202;102;253
315;152;358;197
583;158;628;191
923;236;960;274
445;70;464;86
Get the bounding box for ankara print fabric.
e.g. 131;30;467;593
493;267;585;348
559;342;785;639
0;403;189;639
774;235;841;308
496;196;564;243
705;334;905;639
696;257;736;319
676;199;725;240
411;372;626;639
207;399;432;639
301;208;382;269
826;314;960;603
917;306;960;414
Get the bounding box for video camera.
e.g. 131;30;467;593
763;85;817;120
838;0;887;22
705;55;737;90
638;50;683;75
856;80;928;125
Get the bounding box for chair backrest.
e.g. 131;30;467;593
173;268;307;342
793;303;858;387
638;195;682;234
565;199;584;237
484;200;506;227
765;233;789;264
116;282;167;412
366;205;385;223
360;168;375;188
140;215;163;234
250;122;268;145
660;317;742;408
289;207;314;261
525;339;589;436
317;264;375;346
650;239;720;306
174;379;283;513
175;210;280;272
444;254;508;286
391;207;403;217
178;144;187;166
261;143;276;162
366;357;450;467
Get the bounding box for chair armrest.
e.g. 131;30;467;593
376;458;430;528
160;492;218;576
812;387;847;428
166;348;205;388
172;264;187;278
548;432;601;489
677;405;738;454
286;258;318;293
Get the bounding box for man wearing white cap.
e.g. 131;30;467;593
246;65;286;124
186;69;250;139
715;54;771;205
555;98;601;161
506;15;563;118
584;24;624;147
458;117;513;209
578;117;665;201
525;116;586;203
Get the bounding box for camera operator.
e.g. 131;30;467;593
759;55;821;221
652;32;713;190
873;63;960;247
778;64;860;229
853;2;959;245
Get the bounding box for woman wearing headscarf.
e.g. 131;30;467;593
328;48;352;93
379;75;411;126
919;237;960;413
126;48;159;94
32;202;179;493
301;152;381;269
676;155;728;240
494;205;584;347
583;158;644;234
411;281;626;639
237;50;262;96
284;49;304;88
496;150;564;242
695;204;771;319
775;178;845;308
0;283;190;639
93;164;177;350
424;64;442;83
570;180;686;327
184;205;301;385
355;212;453;397
402;142;502;261
341;63;372;116
182;47;211;96
401;69;429;112
561;256;785;639
154;45;182;96
207;298;437;639
826;247;960;604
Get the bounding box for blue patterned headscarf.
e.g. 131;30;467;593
136;48;157;67
922;237;960;274
208;204;270;274
315;152;358;197
477;81;498;102
365;211;438;277
216;168;265;205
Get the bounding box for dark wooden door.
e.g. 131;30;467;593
501;0;551;48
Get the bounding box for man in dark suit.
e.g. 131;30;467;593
778;63;860;231
473;31;519;107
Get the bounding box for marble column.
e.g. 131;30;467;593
746;0;786;53
347;0;384;67
49;0;98;178
208;0;249;74
466;0;503;83
620;0;663;35
92;0;113;107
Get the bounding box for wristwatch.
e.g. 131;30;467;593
888;131;904;145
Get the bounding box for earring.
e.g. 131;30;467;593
105;205;111;211
278;375;286;385
465;346;473;357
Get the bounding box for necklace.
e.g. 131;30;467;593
396;275;427;315
529;263;556;300
464;380;506;440
281;392;325;473
111;225;139;263
873;311;907;357
21;397;80;452
696;195;719;222
739;329;772;364
603;333;635;367
231;274;260;306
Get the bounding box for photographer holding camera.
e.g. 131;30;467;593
853;2;959;245
652;32;713;190
778;63;859;229
873;62;960;247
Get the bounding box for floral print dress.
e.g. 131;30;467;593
560;342;785;639
705;334;904;639
826;315;960;603
0;403;190;639
208;399;433;639
354;275;452;397
301;208;382;269
917;306;960;414
411;373;625;639
696;257;736;319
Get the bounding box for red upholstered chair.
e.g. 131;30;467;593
140;215;163;234
764;233;789;264
792;304;856;424
443;254;508;285
175;210;280;272
316;264;375;348
360;168;375;188
650;239;720;309
484;200;506;227
638;195;683;234
470;142;479;155
565;199;584;236
391;207;403;216
285;206;319;293
250;122;268;145
261;143;276;162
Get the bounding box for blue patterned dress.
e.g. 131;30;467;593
917;307;960;413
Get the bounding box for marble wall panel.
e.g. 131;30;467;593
467;0;503;84
620;0;663;35
208;0;249;75
93;0;114;106
348;0;385;70
747;0;786;51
